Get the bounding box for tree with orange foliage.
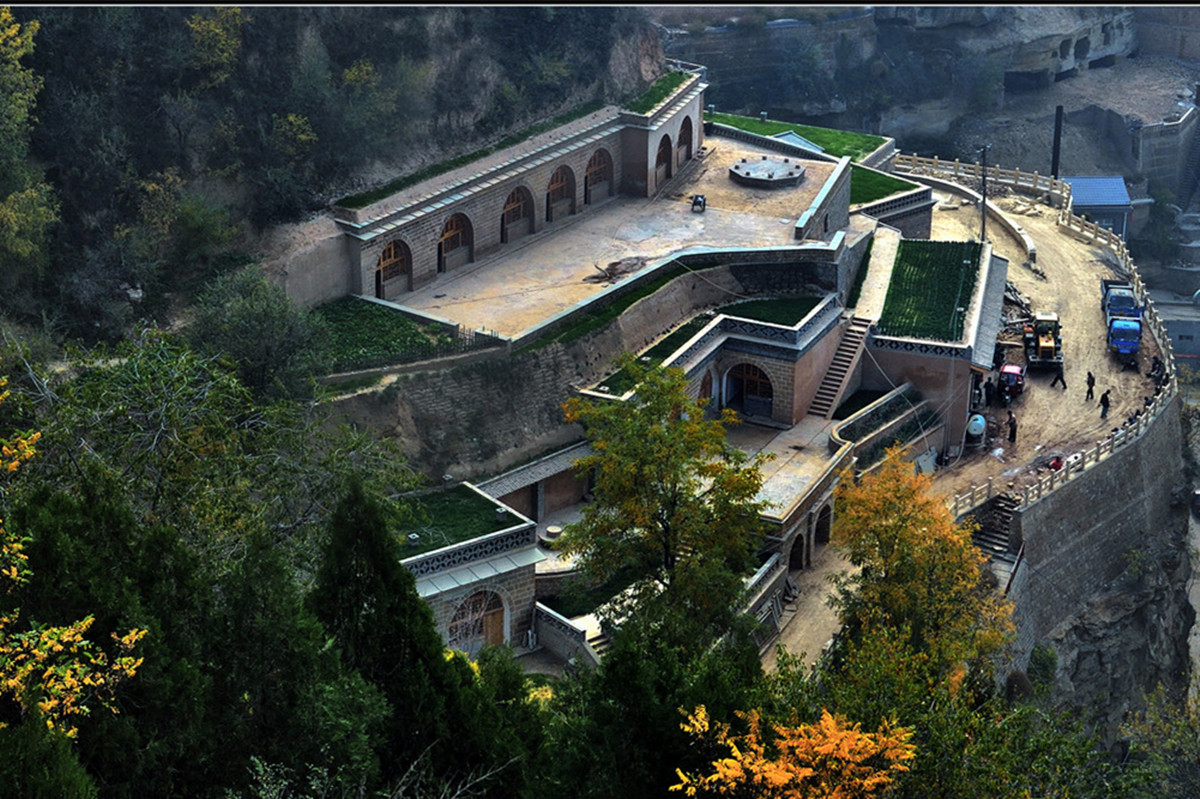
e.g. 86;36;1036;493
830;445;1011;674
671;704;915;799
0;372;145;740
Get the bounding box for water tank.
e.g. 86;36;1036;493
967;414;987;437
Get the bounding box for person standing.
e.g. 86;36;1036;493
1007;410;1018;444
1085;370;1095;401
1049;361;1066;390
1099;389;1111;419
983;377;995;408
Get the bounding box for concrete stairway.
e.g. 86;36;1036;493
971;493;1020;586
586;630;612;657
808;316;872;418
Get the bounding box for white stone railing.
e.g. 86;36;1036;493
900;153;1180;519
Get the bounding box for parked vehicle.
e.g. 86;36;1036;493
1023;312;1063;366
998;363;1026;406
1101;278;1142;365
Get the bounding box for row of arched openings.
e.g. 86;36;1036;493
375;149;615;296
654;116;694;189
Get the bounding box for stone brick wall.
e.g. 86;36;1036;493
357;135;625;300
1007;397;1187;656
424;566;538;650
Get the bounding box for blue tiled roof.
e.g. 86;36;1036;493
1061;176;1132;208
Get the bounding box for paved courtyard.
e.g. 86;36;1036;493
399;139;837;337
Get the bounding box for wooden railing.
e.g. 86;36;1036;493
897;152;1179;519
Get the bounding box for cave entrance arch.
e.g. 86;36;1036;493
725;363;773;419
545;165;576;223
448;590;505;657
655;134;673;189
375;238;411;297
501;186;534;244
438;213;473;273
676;116;693;167
584;148;613;205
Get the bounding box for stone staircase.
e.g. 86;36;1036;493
808;316;872;418
970;493;1020;587
586;630;612;657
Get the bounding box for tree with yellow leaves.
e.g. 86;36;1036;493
0;373;145;740
830;445;1011;674
671;704;915;799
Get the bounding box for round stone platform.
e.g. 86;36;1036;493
729;154;806;189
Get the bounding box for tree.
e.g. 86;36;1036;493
187;265;330;400
830;446;1011;676
671;705;916;799
0;7;58;291
559;357;772;630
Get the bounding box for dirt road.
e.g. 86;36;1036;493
926;190;1163;502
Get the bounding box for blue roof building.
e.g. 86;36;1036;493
1061;176;1133;239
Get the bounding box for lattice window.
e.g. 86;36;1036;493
440;214;470;253
731;363;773;399
586;150;612;186
377;239;410;282
448;590;504;649
503;188;531;226
547;166;572;204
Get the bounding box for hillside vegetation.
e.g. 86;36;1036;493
4;7;654;340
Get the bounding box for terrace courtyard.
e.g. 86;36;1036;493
396;139;850;338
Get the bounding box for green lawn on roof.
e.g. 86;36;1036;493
850;164;919;205
706;112;885;161
625;70;690;114
877;240;982;342
399;484;520;557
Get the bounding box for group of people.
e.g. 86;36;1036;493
980;363;1118;449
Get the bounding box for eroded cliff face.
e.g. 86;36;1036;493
1046;547;1193;746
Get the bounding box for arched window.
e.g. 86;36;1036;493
584;149;613;205
375;239;411;297
448;590;505;656
438;213;473;273
546;165;575;222
501;186;534;243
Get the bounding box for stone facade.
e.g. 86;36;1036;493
335;71;709;302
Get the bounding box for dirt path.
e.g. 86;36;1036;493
927;192;1163;501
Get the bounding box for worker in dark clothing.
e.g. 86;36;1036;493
1007;411;1017;444
1049;361;1066;389
1099;389;1111;419
1085;370;1095;401
983;377;994;408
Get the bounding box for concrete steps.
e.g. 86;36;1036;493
808;316;872;418
971;493;1019;565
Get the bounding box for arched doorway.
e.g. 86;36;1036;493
448;590;505;657
815;504;832;545
655;134;673;189
676;117;693;167
726;363;773;419
437;213;473;273
500;186;534;244
545;165;576;223
375;238;411;298
584;149;613;205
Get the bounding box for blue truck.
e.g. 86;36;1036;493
1101;278;1142;365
